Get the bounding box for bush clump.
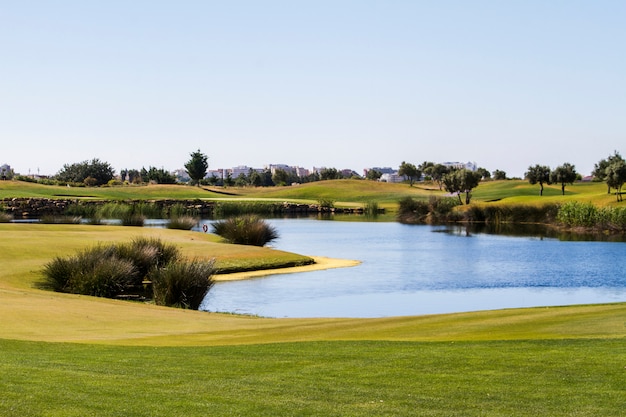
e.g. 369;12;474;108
151;259;215;309
397;197;430;223
39;244;140;297
37;238;214;309
211;215;278;246
397;196;460;224
114;237;180;277
167;215;199;230
463;204;560;224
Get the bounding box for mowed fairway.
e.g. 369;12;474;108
1;204;626;414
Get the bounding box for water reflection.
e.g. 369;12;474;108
445;223;626;242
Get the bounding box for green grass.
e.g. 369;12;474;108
1;338;624;416
2;180;626;415
0;180;226;200
2;178;621;213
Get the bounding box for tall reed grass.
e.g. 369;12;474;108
557;201;626;231
39;244;140;297
465;204;560;224
96;202;150;226
37;238;213;309
212;215;279;246
167;215;199;230
151;259;215;309
213;201;284;217
364;200;380;217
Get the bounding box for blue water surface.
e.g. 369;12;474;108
200;219;626;318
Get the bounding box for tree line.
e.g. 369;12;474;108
525;151;625;201
39;150;360;188
14;149;626;203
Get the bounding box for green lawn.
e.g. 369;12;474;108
2;178;620;211
1;338;624;416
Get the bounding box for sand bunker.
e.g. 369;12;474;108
213;256;360;281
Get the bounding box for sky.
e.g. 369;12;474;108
1;1;624;178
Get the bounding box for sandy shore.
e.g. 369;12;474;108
213;256;361;281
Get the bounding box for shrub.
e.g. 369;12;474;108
69;255;138;298
397;197;430;223
465;205;486;223
150;259;215;309
38;256;75;292
429;196;460;217
114;237;180;280
38;238;188;303
364;201;379;217
317;199;335;210
212;215;279;246
38;245;139;297
167;215;199;230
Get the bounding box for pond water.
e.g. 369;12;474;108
199;219;626;318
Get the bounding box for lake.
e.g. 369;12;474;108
199;218;626;318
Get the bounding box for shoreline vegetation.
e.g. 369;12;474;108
2;179;626;415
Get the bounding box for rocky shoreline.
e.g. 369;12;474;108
0;197;378;219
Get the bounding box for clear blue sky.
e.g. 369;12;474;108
1;1;624;178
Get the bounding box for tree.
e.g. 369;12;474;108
525;164;551;196
605;159;626;202
56;158;115;186
421;163;449;190
476;167;491;180
398;161;421;187
365;169;382;181
141;166;176;184
0;165;14;180
492;169;507;180
120;168;142;183
224;172;234;187
551;163;578;195
260;169;275;186
272;169;290;186
184;149;208;186
235;173;248;187
418;161;434;180
443;169;482;204
593;151;624;194
248;169;262;187
320;167;341;181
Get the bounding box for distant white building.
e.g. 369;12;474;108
172;169;190;182
380;173;405;183
1;164;12;179
231;165;264;178
442;161;477;171
267;164;311;177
